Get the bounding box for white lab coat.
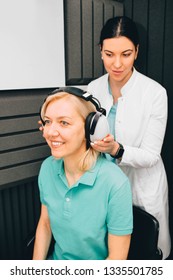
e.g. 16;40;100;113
88;68;171;259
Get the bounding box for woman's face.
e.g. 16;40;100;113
43;97;86;160
101;36;138;85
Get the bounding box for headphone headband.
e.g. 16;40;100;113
52;87;106;116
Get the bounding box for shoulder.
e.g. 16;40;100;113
88;74;108;91
39;156;62;175
96;156;130;189
135;69;167;96
40;155;54;169
88;74;109;100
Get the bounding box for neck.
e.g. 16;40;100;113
109;68;133;103
64;161;84;187
109;79;122;103
63;148;86;187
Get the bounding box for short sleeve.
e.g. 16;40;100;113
38;170;47;206
107;178;133;235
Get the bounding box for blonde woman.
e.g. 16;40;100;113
33;87;133;260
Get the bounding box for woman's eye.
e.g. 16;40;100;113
105;53;112;57
61;120;69;126
44;119;51;125
123;53;131;57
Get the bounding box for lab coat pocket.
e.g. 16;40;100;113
138;167;156;197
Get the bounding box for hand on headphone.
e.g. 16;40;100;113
38;119;45;140
38;119;44;131
91;134;120;156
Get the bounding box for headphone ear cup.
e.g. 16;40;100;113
85;112;110;143
85;112;96;144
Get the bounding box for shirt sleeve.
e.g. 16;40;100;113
107;178;133;235
38;168;47;206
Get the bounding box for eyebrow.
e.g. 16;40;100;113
104;49;133;53
44;115;72;120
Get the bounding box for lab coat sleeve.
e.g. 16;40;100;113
119;88;168;168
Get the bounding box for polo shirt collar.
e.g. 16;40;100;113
54;157;102;188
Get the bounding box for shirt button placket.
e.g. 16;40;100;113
64;192;72;217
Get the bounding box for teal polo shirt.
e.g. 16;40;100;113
38;155;133;260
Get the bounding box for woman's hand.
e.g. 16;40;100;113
38;120;44;131
91;134;120;156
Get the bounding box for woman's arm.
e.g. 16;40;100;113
91;88;168;168
106;233;131;260
33;204;52;260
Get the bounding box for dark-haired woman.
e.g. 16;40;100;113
88;16;171;259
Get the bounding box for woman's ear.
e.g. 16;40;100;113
135;44;139;60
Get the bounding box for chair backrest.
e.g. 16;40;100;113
128;206;163;260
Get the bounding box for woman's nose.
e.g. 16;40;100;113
113;56;122;68
47;124;60;136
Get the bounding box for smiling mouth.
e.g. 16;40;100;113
51;141;64;147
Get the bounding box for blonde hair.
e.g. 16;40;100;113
41;91;100;171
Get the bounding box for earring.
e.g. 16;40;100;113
101;56;103;60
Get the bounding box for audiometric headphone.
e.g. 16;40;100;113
40;86;110;148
